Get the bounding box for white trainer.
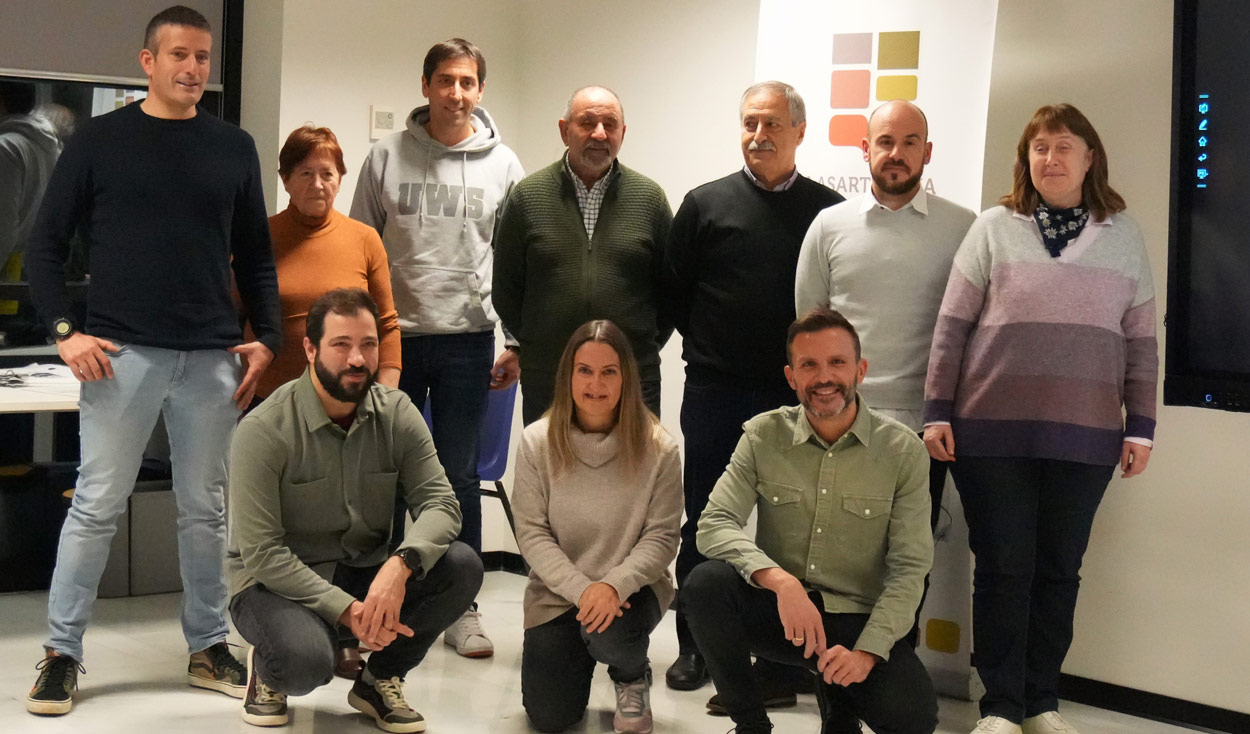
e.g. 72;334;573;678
972;716;1023;734
613;672;653;734
443;607;493;658
1023;711;1080;734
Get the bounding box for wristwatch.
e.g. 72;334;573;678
52;318;75;341
392;548;422;576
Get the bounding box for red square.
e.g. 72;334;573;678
829;115;868;147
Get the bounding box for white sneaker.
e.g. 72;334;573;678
1023;711;1080;734
443;607;493;658
972;716;1023;734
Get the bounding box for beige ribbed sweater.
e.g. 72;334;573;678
512;417;683;629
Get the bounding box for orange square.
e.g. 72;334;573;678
830;70;870;109
829;115;868;147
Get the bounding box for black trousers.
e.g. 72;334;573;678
950;456;1112;723
674;371;796;652
521;587;662;733
684;560;938;734
230;542;483;694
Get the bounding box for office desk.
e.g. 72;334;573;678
0;377;80;462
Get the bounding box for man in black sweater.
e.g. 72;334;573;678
24;6;280;717
662;81;844;710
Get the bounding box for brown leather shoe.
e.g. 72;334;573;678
333;646;364;680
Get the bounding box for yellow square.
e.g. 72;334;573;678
924;618;961;654
876;75;918;101
878;31;920;69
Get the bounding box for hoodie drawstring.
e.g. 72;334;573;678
461;152;469;231
419;138;431;228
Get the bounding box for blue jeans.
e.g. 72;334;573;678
46;344;241;660
397;332;493;555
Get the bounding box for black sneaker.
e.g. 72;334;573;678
347;669;426;733
188;641;247;698
27;654;84;715
242;647;288;727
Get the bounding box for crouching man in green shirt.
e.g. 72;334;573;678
684;306;937;734
226;288;482;732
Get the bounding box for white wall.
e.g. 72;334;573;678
241;0;1250;714
983;0;1250;713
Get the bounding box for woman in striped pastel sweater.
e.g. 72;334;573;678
923;104;1158;734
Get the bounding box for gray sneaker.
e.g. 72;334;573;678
613;669;654;734
188;641;247;698
242;647;288;727
347;669;426;733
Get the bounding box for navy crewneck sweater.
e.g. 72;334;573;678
27;101;280;353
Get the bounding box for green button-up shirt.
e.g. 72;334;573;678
226;371;462;624
696;399;932;659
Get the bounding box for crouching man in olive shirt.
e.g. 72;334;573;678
226;288;482;732
684;307;937;734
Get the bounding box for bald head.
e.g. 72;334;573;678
559;86;626;187
861;100;932;208
867;100;928;141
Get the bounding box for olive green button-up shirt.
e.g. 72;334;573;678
696;400;932;659
226;371;462;625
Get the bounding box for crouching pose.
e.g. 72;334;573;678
226;288;483;732
513;320;683;734
686;307;938;734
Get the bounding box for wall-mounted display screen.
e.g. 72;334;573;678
1166;0;1250;412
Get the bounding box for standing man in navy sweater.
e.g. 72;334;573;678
663;81;843;708
24;5;280;716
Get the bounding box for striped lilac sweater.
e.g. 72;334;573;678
924;206;1158;466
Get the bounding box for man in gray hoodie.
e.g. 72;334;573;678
350;38;523;660
0;80;60;279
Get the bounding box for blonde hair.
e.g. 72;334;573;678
545;320;659;477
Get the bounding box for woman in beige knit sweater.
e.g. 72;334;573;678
513;320;683;734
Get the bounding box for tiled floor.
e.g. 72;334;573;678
0;572;1202;734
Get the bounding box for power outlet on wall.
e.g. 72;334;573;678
370;105;396;141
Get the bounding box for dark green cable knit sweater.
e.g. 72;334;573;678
493;160;672;414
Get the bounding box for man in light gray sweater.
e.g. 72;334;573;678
226;288;482;732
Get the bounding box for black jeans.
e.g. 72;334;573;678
674;370;796;652
229;541;483;694
521;587;662;733
397;332;494;555
951;456;1113;723
684;560;938;734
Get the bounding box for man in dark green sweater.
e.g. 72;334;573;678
493;86;672;424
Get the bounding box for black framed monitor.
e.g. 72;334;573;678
1166;0;1250;412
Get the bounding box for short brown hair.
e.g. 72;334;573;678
306;288;379;348
999;103;1125;221
423;38;486;85
545;320;660;477
144;5;211;52
787;306;861;364
278;124;347;179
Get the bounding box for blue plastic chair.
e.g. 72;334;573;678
422;383;519;543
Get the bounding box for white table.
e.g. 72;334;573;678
0;380;80;462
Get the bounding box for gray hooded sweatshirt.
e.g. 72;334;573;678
0;113;61;267
351;105;523;335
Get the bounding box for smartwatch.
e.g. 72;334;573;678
52;318;75;341
393;548;422;576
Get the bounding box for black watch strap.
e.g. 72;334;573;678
393;548;422;575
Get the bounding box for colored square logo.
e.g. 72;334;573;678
832;33;872;64
876;75;918;101
829;114;868;147
878;31;920;69
830;70;870;109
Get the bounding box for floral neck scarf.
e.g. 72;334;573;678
1034;203;1090;258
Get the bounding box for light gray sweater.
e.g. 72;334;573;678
512;417;683;629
